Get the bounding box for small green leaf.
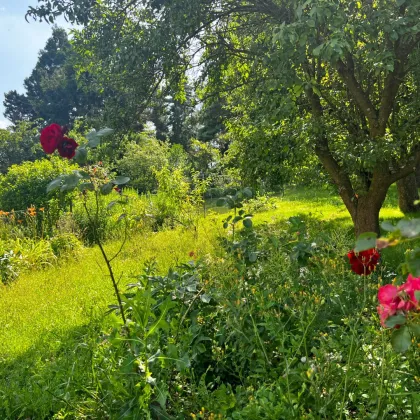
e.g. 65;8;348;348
243;218;253;228
200;293;211;303
60;172;82;192
47;177;63;193
112;176;130;185
385;314;406;328
96;127;114;137
406;248;420;277
381;221;396;232
242;187;253;198
223;222;229;229
74;147;88;165
107;201;118;210
73;170;90;180
409;323;420;337
78;182;94;192
354;232;377;252
396;219;420;238
101;183;114;195
391;326;411;353
118;213;127;222
86;132;101;148
86;127;114;148
248;252;258;263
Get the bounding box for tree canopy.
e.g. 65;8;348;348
3;27;101;126
26;0;420;234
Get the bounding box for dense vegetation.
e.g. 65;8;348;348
0;0;420;418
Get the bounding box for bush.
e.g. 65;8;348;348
50;233;83;257
149;166;190;227
0;237;56;284
0;157;77;212
71;187;149;244
116;136;170;194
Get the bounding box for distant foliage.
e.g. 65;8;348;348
0;121;44;173
0;157;77;211
116;137;170;194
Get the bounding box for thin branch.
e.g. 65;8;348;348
83;196;127;325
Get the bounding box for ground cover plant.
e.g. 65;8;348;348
1;144;419;418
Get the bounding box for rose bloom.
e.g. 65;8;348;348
347;248;380;275
57;136;78;159
40;123;63;154
377;274;420;327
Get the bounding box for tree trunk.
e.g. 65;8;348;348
415;166;420;187
397;172;420;214
350;191;389;237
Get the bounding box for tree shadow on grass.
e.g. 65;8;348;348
0;321;103;419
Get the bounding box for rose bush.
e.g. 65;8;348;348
377;274;420;327
40;124;78;158
57;136;79;159
347;248;380;275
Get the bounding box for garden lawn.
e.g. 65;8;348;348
0;186;414;419
0;186;405;359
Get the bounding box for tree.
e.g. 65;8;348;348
26;1;420;235
0;122;44;173
397;173;420;213
116;134;170;193
3;91;35;124
3;27;101;126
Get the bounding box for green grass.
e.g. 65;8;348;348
0;226;218;358
0;185;418;418
0;186;407;359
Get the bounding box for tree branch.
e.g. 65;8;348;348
306;87;356;215
335;55;379;135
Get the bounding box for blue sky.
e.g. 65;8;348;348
0;0;72;128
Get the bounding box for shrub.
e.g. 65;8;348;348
116;137;170;194
0;237;56;284
149;166;190;227
50;233;83;257
0;157;77;212
71;187;149;244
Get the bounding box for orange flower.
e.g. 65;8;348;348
27;206;36;217
17;219;23;224
39;207;45;212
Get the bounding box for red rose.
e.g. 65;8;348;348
377;274;420;327
40;123;63;154
57;136;78;159
347;248;380;275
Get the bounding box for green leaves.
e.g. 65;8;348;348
391;326;411;353
74;147;88;165
47;176;65;193
406;248;420;277
47;170;89;193
200;293;211;303
384;314;406;329
112;176;130;186
354;232;377;252
243;218;253;228
101;183;114;195
86;128;114;148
